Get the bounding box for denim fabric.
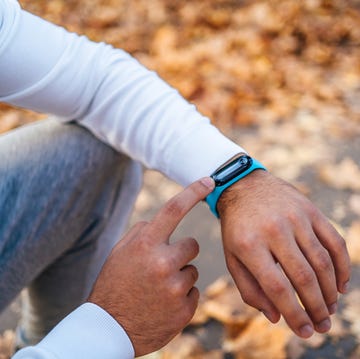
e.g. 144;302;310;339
0;119;133;345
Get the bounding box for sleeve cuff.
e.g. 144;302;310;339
13;303;135;359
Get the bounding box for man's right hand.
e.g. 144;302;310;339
88;177;215;357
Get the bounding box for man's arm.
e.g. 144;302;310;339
13;178;215;358
0;0;242;186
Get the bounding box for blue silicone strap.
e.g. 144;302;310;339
206;158;266;218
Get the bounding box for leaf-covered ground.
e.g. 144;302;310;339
0;1;359;358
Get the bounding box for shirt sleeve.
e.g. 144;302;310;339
0;0;245;186
12;303;135;359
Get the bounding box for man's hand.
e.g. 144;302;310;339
217;170;351;339
88;177;215;356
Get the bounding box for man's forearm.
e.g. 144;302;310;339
0;0;243;186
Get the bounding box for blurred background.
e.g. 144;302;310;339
0;1;359;358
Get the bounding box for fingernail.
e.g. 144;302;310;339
328;302;337;315
299;324;314;338
316;318;331;333
342;281;350;293
200;177;215;190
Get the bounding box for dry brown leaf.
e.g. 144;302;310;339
192;350;223;359
202;277;258;328
328;314;349;338
319;158;360;191
346;221;360;264
349;195;360;217
349;345;360;359
223;316;292;359
152;26;177;56
0;112;21;134
286;336;307;359
160;334;204;359
342;289;360;339
303;332;326;348
85;7;120;28
138;352;162;359
189;301;209;326
204;276;231;298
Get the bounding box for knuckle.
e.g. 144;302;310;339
284;209;300;224
135;234;150;251
187;265;199;282
131;221;149;237
189;236;200;250
314;251;332;271
182;237;199;254
267;278;288;296
163;199;184;218
264;216;286;237
169;283;182;297
306;203;320;219
190;183;207;199
135;220;149;228
188;238;200;256
334;236;348;253
169;281;184;297
155;256;171;277
294;268;315;286
240;292;258;307
311;304;328;318
238;235;258;252
192;286;200;302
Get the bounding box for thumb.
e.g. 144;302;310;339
147;177;215;241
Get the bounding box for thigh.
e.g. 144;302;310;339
0;118;132;311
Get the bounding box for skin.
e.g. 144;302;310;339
217;169;351;338
89;169;351;355
88;177;215;357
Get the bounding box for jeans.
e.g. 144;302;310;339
0;119;140;346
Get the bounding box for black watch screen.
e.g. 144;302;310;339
211;155;253;186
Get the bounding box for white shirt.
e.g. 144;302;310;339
0;0;245;357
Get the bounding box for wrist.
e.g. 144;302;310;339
216;169;269;217
205;154;267;218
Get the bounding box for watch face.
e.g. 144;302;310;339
212;156;253;186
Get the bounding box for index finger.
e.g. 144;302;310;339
148;177;215;241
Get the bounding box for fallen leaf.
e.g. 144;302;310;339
303;332;326;348
189;301;209;326
223;316;292;359
346;221;360;264
160;334;204;359
342;289;360;339
0;112;21;134
349;195;360;217
319;158;360;191
85;7;120;28
202;277;258;329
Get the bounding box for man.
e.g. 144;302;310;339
0;0;351;358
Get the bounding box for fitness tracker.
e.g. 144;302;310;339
206;154;267;218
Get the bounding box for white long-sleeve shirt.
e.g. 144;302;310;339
0;0;245;357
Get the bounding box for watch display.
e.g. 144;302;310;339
206;154;267;217
211;155;253;186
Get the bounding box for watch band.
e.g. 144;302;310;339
206;157;267;218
